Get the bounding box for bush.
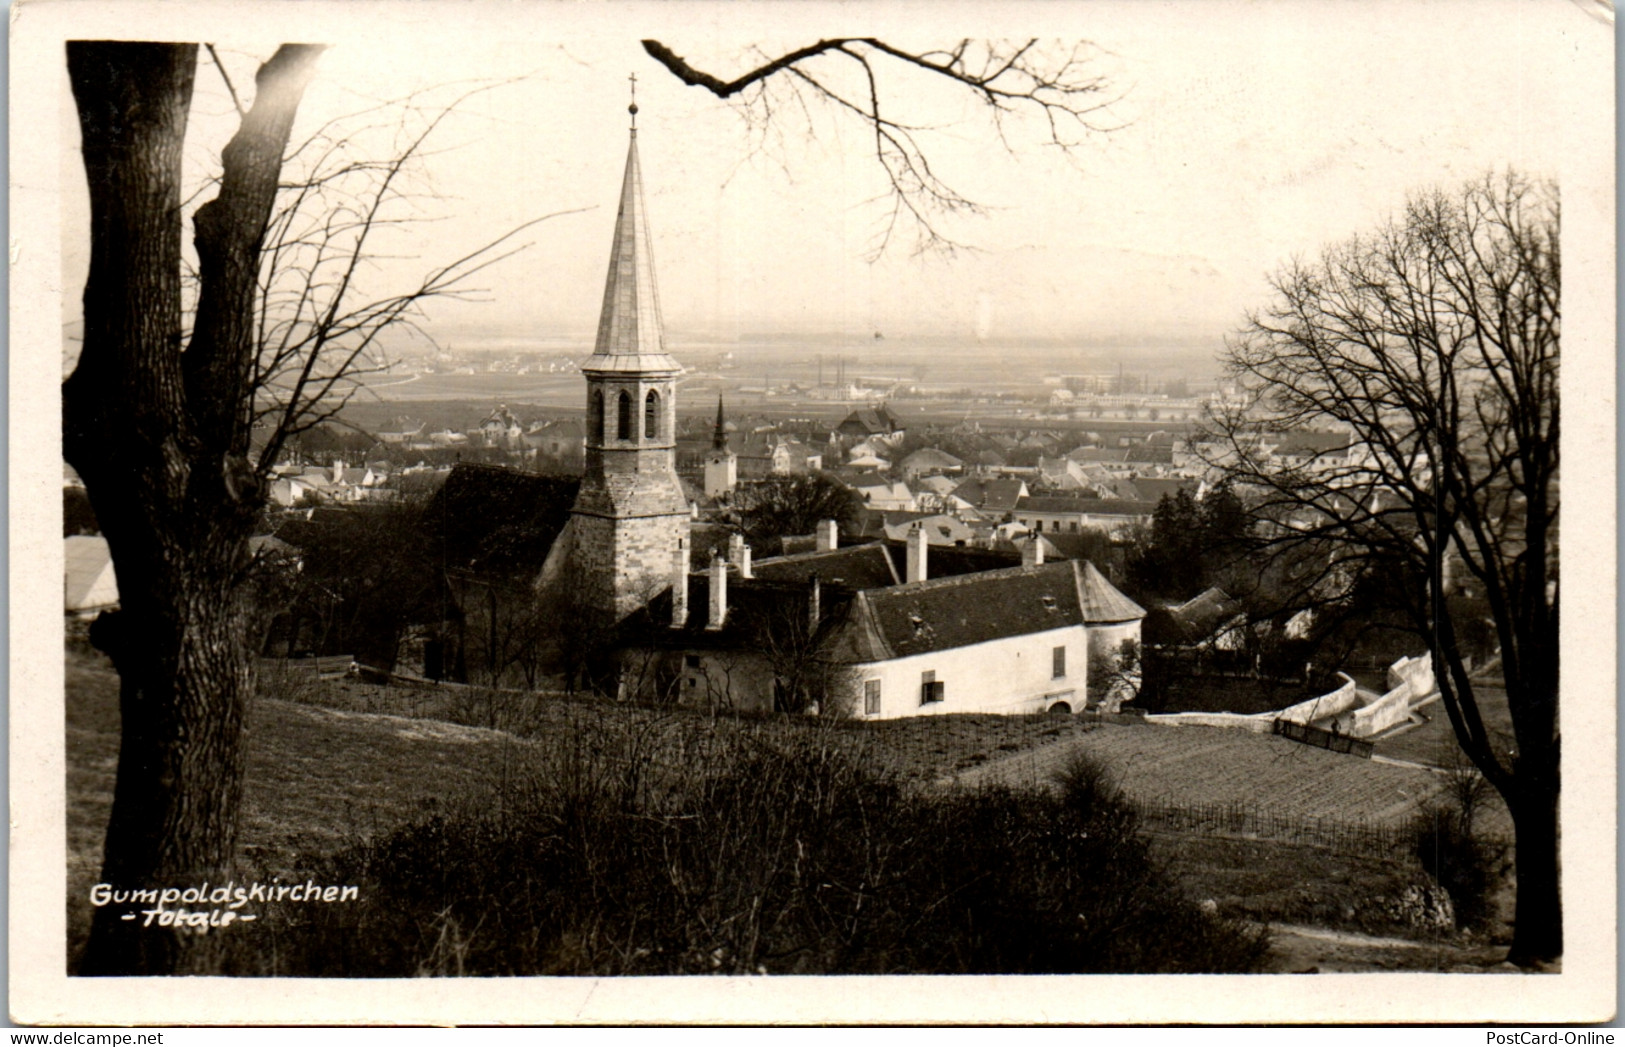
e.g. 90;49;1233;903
1409;805;1506;932
234;739;1270;976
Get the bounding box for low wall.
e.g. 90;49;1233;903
1387;653;1435;695
1350;653;1435;737
1271;674;1360;725
1142;711;1275;732
1143;656;1437;740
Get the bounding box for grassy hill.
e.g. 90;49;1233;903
67;648;1511;974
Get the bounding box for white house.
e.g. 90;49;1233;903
620;523;1144;719
852;478;917;512
834;556;1145;718
1013;494;1159;536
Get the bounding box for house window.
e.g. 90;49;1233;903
645;390;660;440
685;654;701;669
1052;645;1067;679
617;391;633;440
864;679;882;716
920;670;944;705
1034;519;1044;533
1070;521;1080;533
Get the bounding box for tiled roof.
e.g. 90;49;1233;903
422;464;579;578
528;418;584;438
838;406;902;435
850;559;1143;660
901;448;964;471
1273;430;1354;458
622;575;860;651
1143;587;1242;646
880;514;977;545
1130;477;1198;504
1074;560;1148;622
951;477;1026;511
880;540;1017;581
1067;447;1132;464
1124;444;1175;465
1026;531;1111;563
751;542;899;589
1015;495;1160;517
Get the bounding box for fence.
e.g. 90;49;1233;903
1134;797;1508;856
260;654;356;678
1271;716;1375;758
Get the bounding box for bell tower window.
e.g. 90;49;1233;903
589;390;605;443
617;390;632;441
645;390;660;440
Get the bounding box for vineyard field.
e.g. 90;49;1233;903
950;721;1460;827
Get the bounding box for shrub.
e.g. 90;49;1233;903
236;736;1270;976
1409;805;1506;932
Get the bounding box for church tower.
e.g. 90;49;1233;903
565;93;689;620
703;396;738;500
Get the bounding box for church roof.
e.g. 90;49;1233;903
422;464;580;579
583;124;679;375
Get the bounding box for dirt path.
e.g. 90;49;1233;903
1261;924;1515;973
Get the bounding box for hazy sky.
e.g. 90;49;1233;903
57;0;1603;349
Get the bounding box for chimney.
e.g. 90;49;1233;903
739;543;753;579
707;551;728;630
1022;535;1045;568
670;537;690;628
816;519;838;552
808;573;822;632
906;523;928;584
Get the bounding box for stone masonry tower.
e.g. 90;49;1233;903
566;95;689;620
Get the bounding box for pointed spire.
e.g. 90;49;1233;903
713;395;729;450
585;99;678;373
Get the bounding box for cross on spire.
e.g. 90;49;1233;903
628;71;639;129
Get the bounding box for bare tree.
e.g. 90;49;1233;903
247;77;575;466
68;34;1113;976
1088;637;1141;713
643;39;1117;257
743;583;859;716
1208;170;1559;965
65;43;553;975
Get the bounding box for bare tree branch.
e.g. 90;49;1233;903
645;38;1118;258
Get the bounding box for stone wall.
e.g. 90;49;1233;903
565;511;688;620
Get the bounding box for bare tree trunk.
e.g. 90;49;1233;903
67;41;323;976
81;558;254;975
1505;745;1562;966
